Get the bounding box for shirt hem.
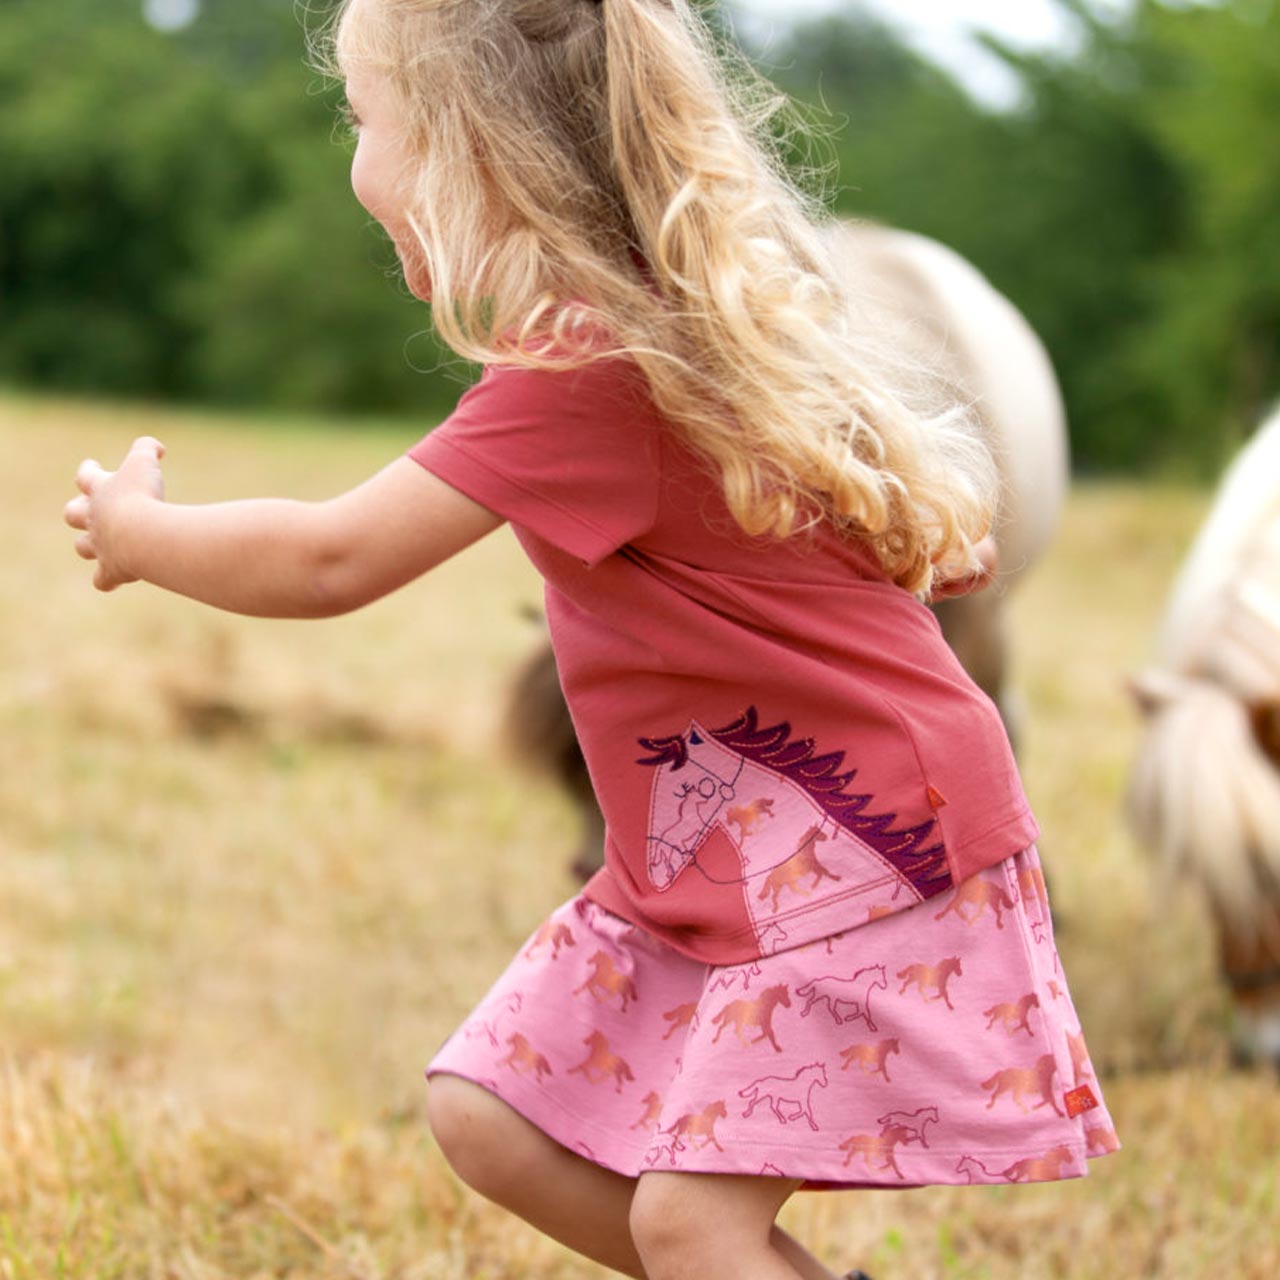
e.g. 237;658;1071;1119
583;805;1041;965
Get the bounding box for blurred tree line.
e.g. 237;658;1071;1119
2;0;1277;472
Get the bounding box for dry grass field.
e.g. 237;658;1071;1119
1;391;1277;1279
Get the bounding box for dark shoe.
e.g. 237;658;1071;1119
844;1272;875;1280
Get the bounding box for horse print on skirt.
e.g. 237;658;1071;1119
427;849;1120;1189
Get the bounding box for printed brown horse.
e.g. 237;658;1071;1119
631;1090;664;1132
661;1000;699;1040
573;950;639;1012
726;796;775;840
839;1123;915;1179
756;825;842;911
524;918;576;961
839;1038;901;1082
980;1053;1062;1115
664;1099;729;1152
1000;1144;1075;1182
933;876;1016;928
897;956;963;1010
710;984;792;1052
983;992;1040;1037
500;1032;553;1082
568;1029;635;1092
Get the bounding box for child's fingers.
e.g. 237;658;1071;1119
63;495;89;530
74;533;97;561
929;573;980;602
76;459;106;494
127;436;166;461
973;534;999;577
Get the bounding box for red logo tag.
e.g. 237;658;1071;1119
927;785;948;809
1064;1085;1099;1117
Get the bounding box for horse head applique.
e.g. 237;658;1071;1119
636;709;951;928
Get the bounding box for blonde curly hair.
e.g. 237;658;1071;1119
315;0;996;595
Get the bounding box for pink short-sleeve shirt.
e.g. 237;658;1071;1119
407;355;1039;965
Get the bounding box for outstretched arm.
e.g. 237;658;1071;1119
63;436;503;619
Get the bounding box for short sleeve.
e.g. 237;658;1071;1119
406;357;662;568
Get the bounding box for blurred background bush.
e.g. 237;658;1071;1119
3;0;1277;472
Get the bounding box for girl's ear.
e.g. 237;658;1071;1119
1250;699;1280;763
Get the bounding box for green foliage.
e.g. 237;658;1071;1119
0;0;460;420
762;0;1279;475
1;0;1277;470
1121;0;1280;469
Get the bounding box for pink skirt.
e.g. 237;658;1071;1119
427;845;1119;1188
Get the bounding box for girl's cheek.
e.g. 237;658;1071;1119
351;160;378;222
402;243;433;301
383;221;431;300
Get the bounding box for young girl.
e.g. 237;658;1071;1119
64;1;1118;1276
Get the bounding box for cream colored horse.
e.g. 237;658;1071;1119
826;221;1069;741
507;221;1070;880
1128;405;1280;1065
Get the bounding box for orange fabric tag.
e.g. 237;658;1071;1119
1064;1085;1099;1117
927;785;948;809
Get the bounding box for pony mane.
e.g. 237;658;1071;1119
1127;679;1280;951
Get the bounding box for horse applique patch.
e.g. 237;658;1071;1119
635;707;952;941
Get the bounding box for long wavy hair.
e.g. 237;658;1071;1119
314;0;996;595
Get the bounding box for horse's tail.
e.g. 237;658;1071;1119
503;633;604;882
1128;672;1280;947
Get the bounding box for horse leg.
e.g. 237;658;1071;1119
1219;890;1280;1068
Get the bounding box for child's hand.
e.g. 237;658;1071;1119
929;534;998;602
63;436;167;591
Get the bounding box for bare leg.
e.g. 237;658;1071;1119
631;1170;834;1280
776;1234;845;1280
427;1075;839;1279
428;1074;644;1275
